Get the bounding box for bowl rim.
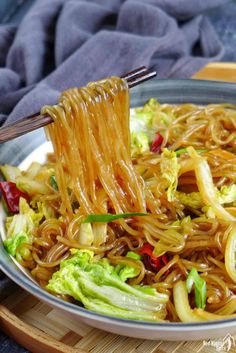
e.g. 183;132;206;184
2;79;236;331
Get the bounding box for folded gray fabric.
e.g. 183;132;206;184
0;0;226;126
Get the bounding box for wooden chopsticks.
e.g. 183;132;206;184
0;67;156;144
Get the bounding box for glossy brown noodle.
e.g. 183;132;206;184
19;76;236;321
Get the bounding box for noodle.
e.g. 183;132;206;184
3;75;236;323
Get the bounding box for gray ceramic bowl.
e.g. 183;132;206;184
1;79;236;341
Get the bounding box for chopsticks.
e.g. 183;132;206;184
0;67;156;144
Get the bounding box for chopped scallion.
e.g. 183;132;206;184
175;148;208;157
83;212;147;223
126;251;141;260
186;268;206;309
50;175;58;191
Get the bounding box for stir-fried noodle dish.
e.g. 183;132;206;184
2;77;236;323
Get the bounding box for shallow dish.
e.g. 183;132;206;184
1;79;236;340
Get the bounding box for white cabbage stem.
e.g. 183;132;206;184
173;281;236;322
187;147;235;222
173;281;204;322
225;225;236;283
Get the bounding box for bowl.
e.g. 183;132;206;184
1;79;236;341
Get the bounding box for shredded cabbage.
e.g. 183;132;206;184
47;249;168;321
4;198;43;257
187;147;235;221
130;98;173;157
160;149;179;202
0;164;21;182
16;163;54;196
176;184;236;211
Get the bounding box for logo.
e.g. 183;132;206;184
198;334;236;352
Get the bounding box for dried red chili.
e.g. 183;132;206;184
0;182;30;214
150;132;163;153
139;242;168;273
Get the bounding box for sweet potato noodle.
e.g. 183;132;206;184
14;77;236;322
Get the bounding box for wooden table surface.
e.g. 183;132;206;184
192;62;236;82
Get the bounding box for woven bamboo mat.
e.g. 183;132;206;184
1;286;236;353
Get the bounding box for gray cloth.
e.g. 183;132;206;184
0;0;226;126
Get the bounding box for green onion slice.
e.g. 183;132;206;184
186;268;206;309
83;212;147;223
50;175;58;191
175;148;208;157
126;251;141;260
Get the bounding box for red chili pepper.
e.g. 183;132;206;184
139;242;168;273
139;243;154;257
150;132;163;153
0;182;30;214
